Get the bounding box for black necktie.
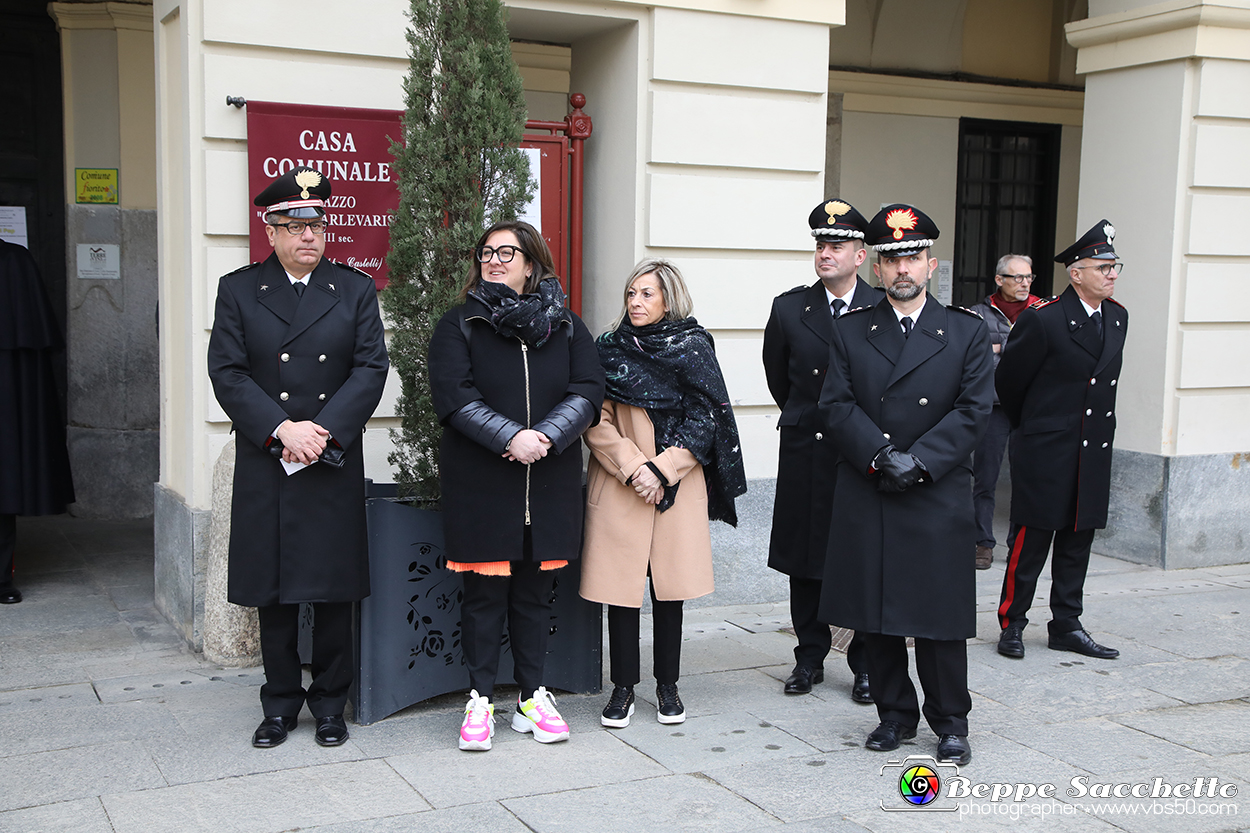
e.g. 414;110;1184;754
832;298;847;318
293;281;305;298
901;317;912;338
1090;310;1103;339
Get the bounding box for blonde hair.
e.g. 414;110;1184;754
611;259;694;329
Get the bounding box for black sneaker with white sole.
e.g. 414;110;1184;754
601;685;635;728
656;683;685;724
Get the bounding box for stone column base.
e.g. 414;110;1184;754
1100;449;1250;568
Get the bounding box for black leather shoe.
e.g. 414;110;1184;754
601;685;635;728
656;683;685;724
783;665;824;694
851;672;872;703
997;625;1025;658
315;715;349;746
0;586;21;604
937;734;972;765
251;715;297;748
865;720;916;751
1048;628;1119;659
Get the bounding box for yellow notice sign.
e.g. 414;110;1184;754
75;169;119;204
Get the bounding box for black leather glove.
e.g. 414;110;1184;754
873;445;925;493
447;400;525;455
532;394;597;454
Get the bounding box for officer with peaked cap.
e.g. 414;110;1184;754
207;166;389;748
762;199;883;702
817;204;993;766
994;220;1127;662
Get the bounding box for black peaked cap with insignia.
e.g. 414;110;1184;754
809;198;869;240
254;166;331;219
865;204;939;256
1055;219;1117;266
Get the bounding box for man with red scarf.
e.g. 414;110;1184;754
968;255;1043;570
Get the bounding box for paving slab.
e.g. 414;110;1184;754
101;759;429;833
611;709;822;773
1111;655;1250;705
1113;701;1250;757
0;700;182;759
1000;717;1213;775
0;683;99;714
388;725;669;808
501;772;778;833
297;801;535;833
0;741;167;812
0;797;115;833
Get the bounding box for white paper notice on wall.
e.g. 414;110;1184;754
934;260;953;305
0;206;28;248
517;147;542;233
77;244;121;280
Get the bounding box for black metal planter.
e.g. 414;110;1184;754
350;482;603;725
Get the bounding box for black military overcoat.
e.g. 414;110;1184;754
207;253;389;606
817;295;993;640
762;277;884;578
995;286;1127;531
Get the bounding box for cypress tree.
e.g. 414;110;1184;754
384;0;534;499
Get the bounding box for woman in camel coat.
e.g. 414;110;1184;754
581;259;745;730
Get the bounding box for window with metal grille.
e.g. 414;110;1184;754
954;119;1061;306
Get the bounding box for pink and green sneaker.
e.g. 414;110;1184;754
511;686;570;743
459;689;495;751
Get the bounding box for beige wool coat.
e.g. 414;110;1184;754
579;400;714;608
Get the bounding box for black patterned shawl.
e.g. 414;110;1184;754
468;276;573;348
596;317;746;525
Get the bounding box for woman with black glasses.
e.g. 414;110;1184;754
428;220;605;752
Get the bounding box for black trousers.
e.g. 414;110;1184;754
461;558;554;702
866;632;970;737
790;575;867;674
257;602;354;719
998;523;1095;635
0;514;14;587
972;406;1011;548
608;581;683;687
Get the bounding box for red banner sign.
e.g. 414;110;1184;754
246;101;402;290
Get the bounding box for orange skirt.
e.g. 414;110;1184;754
445;560;568;576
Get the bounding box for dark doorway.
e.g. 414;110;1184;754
953;118;1061;307
0;0;66;401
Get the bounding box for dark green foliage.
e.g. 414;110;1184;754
384;0;534;499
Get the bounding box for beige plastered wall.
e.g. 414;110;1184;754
154;0;840;511
1068;1;1250;457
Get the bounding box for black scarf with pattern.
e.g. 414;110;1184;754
468;276;573;348
596;317;746;526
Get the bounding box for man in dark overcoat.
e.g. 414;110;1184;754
762;198;882;701
818;204;992;766
0;240;76;604
994;220;1127;662
208;167;388;748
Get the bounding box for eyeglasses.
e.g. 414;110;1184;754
475;245;524;264
270;221;327;236
1074;262;1125;277
998;273;1035;283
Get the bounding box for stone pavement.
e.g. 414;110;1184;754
1;515;1249;833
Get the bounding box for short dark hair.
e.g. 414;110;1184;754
458;220;557;301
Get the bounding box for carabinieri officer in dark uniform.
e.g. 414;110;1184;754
208;166;389;748
994;220;1127;662
762;199;882;701
818;204;993;766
